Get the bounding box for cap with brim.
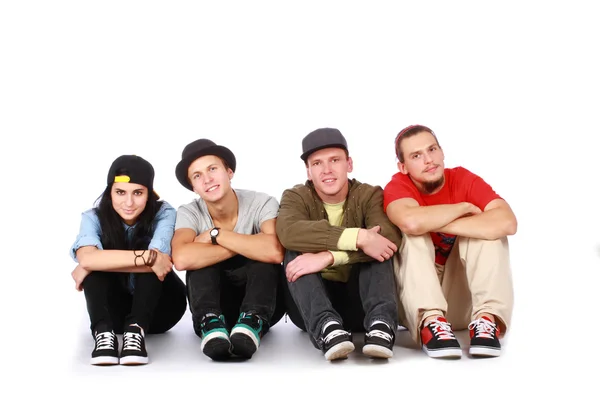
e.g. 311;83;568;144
107;155;160;199
300;128;348;162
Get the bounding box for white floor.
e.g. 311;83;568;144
61;295;587;399
68;308;506;376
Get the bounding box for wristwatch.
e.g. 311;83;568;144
210;227;220;245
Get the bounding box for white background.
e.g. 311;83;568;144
1;1;598;398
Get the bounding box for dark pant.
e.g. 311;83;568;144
186;255;285;336
283;250;398;350
83;270;187;336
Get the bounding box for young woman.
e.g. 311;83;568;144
70;155;187;366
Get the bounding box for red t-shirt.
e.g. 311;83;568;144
383;167;501;265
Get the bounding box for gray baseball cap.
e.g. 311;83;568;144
300;128;348;162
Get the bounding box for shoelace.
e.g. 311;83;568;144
468;318;497;339
323;328;349;344
366;329;393;342
95;332;116;350
239;313;263;330
429;319;457;340
123;331;143;352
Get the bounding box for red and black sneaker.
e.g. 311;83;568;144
468;316;501;357
420;316;462;359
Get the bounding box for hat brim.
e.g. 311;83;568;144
175;145;236;191
300;144;348;162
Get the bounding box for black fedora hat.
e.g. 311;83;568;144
175;139;236;191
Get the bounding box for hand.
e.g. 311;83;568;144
149;251;173;281
463;202;483;216
286;252;333;282
71;264;90;291
356;226;398;262
194;230;212;244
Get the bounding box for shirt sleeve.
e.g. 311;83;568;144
70;210;103;262
148;201;176;255
383;173;421;211
175;203;202;234
257;195;280;229
329;250;350;266
337;228;359;251
459;168;502;210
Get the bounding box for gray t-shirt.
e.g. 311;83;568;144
175;189;279;234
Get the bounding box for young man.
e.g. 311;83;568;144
384;125;516;359
276;128;402;361
171;139;285;361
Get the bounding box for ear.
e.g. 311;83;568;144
347;156;354;173
228;168;234;180
398;161;408;175
306;165;312;181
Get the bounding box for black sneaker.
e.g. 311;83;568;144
120;324;148;365
199;313;231;361
469;316;501;357
420;316;462;359
91;329;119;365
320;321;355;361
363;321;395;359
230;312;264;359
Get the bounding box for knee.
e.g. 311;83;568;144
401;233;434;253
82;270;110;288
283;250;301;266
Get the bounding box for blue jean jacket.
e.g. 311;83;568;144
70;201;176;293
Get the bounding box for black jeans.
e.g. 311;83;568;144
283;250;398;350
83;270;187;335
186;255;285;336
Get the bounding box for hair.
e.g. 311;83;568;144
395;125;440;163
217;156;231;172
304;147;350;167
94;174;162;251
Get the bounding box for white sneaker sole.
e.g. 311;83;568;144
201;331;230;351
469;346;501;357
120;355;148;365
422;345;462;359
325;341;355;361
363;344;393;359
230;326;260;350
90;356;119;365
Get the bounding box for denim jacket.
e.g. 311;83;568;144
70;201;176;262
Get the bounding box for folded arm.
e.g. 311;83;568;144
171;228;236;271
346;188;402;264
217;219;284;264
276;189;346;253
76;246;158;273
438;199;517;240
386;198;517;240
386;197;478;236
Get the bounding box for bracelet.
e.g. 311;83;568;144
133;250;146;267
145;249;158;267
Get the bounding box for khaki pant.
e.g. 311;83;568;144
393;233;514;344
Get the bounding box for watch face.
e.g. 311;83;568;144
211;228;218;236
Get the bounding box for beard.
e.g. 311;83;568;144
422;176;445;194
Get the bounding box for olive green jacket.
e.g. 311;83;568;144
276;179;402;266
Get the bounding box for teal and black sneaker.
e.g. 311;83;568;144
199;313;231;361
230;312;265;359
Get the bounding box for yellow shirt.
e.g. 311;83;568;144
320;201;360;282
